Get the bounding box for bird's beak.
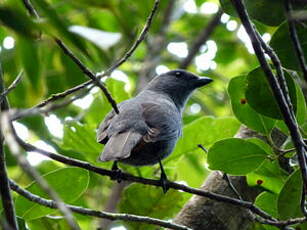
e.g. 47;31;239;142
194;76;213;87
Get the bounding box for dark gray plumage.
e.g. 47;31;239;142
96;69;212;190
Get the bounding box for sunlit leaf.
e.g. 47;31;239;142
228;75;275;134
15;167;89;220
119;183;184;230
277;169;303;219
208;138;268;175
245;67;297;119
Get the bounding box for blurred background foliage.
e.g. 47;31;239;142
0;0;307;229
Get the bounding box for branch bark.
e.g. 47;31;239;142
179;9;223;69
0;65;18;230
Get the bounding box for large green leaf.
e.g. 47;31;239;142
228;75;275;134
119;183;184;230
270;22;307;72
208;138;268;175
27;216;72;230
277;169;303;219
15;167;89;220
255;192;278;218
220;0;307;26
0;6;38;38
245;67;297;119
31;0;87;53
168;116;240;162
17;38;41;92
61;121;102;163
247;159;288;193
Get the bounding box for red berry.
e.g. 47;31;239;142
256;179;263;185
240;98;247;104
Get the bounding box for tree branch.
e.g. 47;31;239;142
285;0;307;82
179;9;223;69
1;112;80;230
22;0;160;110
9;180;191;230
0;71;23;102
5;112;277;222
231;0;307;216
0;65;18;230
54;39;119;114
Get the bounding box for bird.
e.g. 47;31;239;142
96;69;212;192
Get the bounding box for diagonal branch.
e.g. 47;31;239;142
1;112;80;230
179;9;223;69
54;39;119;113
285;0;307;82
9;180;190;230
0;71;23;102
231;0;307;217
23;0;160;110
7;113;275;222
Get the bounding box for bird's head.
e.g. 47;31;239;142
145;69;213;110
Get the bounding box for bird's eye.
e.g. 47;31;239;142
175;72;181;77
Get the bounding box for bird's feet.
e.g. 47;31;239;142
160;171;170;193
159;160;170;193
110;161;122;183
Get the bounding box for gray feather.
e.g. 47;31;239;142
99;131;143;162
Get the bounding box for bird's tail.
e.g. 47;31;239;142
99;131;142;162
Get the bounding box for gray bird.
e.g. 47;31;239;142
97;69;212;192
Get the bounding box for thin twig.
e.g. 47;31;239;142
222;173;243;200
9;180;191;230
179;9;223;69
96;0;160;78
301;185;307;216
1;112;80;230
54;38;119;114
11;88;90;121
0;71;23;100
231;0;307;215
24;0;160;110
0;65;18;230
22;0;39;18
197;144;208;153
285;0;307;82
255;31;296;120
9;121;275;222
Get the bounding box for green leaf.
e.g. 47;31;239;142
255;192;278;218
61;121;102;163
247;160;288;193
245;67;297;119
220;0;307;26
0;6;38;38
31;0;86;53
17;37;41;91
208;138;268;175
119;183;184;230
15;167;89;220
27;216;72;230
277;169;303;219
270;22;307;71
168;116;240;162
228;75;275;134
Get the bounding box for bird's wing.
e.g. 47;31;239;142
141;102;181;143
96;109;116;144
97;100;181;162
97;101;147;162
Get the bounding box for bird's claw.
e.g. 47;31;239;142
111;161;122;183
160;171;170;193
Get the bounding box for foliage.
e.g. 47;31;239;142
0;0;307;229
